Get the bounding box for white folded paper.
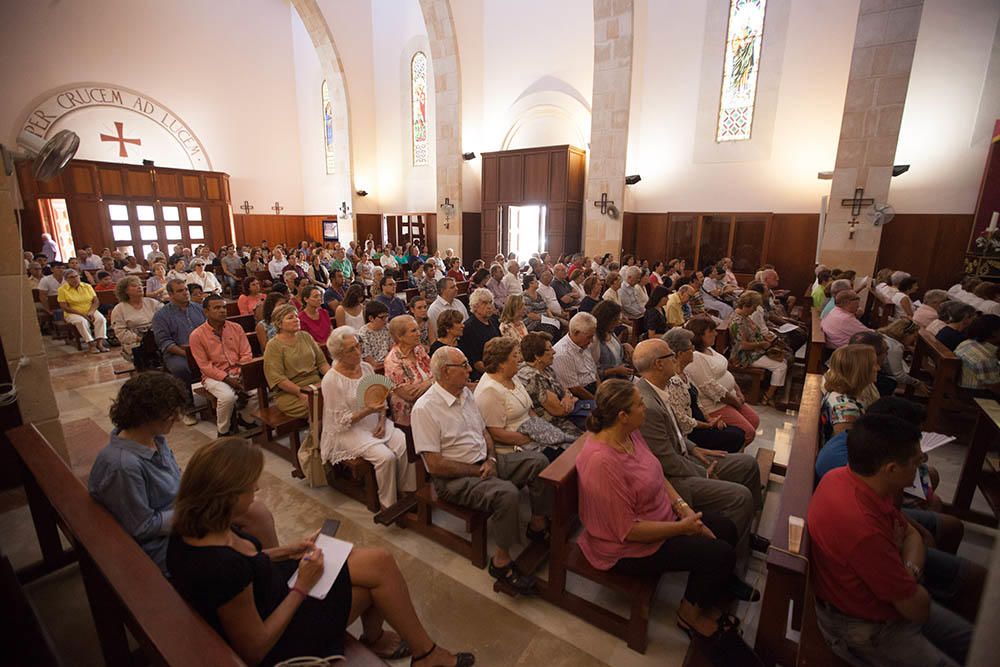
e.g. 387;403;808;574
920;432;956;454
287;534;354;599
776;323;799;334
540;315;561;329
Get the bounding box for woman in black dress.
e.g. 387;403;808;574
167;437;473;667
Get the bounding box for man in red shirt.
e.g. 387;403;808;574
807;415;971;666
189;294;255;437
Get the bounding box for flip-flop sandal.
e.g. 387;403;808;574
361;630;412;660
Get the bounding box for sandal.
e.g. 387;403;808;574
488;559;537;595
410;642;475;667
525;520;550;543
676;612;740;640
360;629;411;660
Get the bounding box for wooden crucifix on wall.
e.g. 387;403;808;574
593;192;615;215
271;201;284;215
240;200;254;215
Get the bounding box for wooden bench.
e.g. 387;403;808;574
4;424;384;667
538;436;660;653
397;424;490;568
182;345;219;422
908;329;964;433
240;357;307;479
868;289;894;329
754;373;848;667
47;294;81;349
715;326;765;404
806;307;827;374
302;384;380;513
227;313;255;333
225;300;241;317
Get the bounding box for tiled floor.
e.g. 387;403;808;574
2;339;994;666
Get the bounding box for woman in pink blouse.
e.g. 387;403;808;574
576;379;750;643
237;276;265;317
383;315;433;425
298;285;332;345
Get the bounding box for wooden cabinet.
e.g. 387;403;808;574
480;144;586;260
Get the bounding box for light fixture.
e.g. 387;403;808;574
440;197;456;229
817;171;834;180
462;152;477;161
356;189;368;197
892;164;910;177
625;174;641;185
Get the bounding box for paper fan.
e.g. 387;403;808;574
356;374;393;409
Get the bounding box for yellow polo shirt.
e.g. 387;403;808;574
57;281;96;313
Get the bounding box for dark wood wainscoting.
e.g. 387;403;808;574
875;214;974;290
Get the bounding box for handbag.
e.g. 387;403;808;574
517;415;575;446
569;399;596;418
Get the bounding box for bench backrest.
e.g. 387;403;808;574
240;357;272;408
807;307;827;374
6;424;245;666
911;328;962;431
869;290;894;329
227;313;255;333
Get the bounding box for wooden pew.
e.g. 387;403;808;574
396;425;491;568
302;384;381;513
225;300;241;317
538;436;661;653
5;424;384;667
806;307;827;374
47;294;81;349
227;313;255;333
240;358;307;479
753;373;847;667
908;329;963;433
868;290;893;329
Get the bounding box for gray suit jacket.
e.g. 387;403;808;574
636;378;705;480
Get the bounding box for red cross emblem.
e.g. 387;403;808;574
100;121;142;158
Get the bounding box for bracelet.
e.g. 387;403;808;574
290;586;308;598
672;500;689;510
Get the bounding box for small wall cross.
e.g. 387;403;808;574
593;192;615;215
847;218;862;240
271;201;284;215
240;200;254;215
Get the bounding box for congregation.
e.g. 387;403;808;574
27;236;1000;666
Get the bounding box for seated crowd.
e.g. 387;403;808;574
29;236;995;664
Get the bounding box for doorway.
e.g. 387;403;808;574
38;198;75;261
504;205;547;262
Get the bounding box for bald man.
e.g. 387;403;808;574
632;338;766;554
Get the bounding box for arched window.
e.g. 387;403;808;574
322;80;334;174
411;51;429;166
716;0;767;142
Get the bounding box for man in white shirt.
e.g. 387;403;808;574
37;263;66;297
40;233;59;262
426;277;469;336
267;249;289;279
618;266;645;320
551;312;599;399
81;246;104;271
146;241;166;265
537;268;562;316
411;346;551;595
501;260;523;298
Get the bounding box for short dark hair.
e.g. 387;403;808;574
437;277;453;292
520;331;553;362
847;414;921;476
685;316;716;352
849;330;887;355
648;285;671;308
867;396;926;423
187;284;203;295
242;276;259;293
817;270;833;284
379;274;395;288
109;371;188;430
966;314;1000;342
898;276;918;293
435;308;464;338
202;293;226;309
364;299;389;322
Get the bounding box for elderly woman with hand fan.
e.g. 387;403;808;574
383;315;433;426
321;326;413;510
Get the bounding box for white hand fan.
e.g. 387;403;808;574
356;374;393;409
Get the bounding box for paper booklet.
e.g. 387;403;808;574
776;322;799;334
540;315;561;329
854;275;870;292
287;534;354;600
921;432;956;454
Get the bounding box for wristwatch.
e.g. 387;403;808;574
487;456;497;464
904;560;922;580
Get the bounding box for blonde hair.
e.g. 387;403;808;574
736;291;762;310
270;303;298;328
115;275;142;303
824;344;877;397
500;293;524;324
878;317;918;343
172;437;263;539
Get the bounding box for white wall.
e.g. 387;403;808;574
626;0;858;213
0;0;306;213
893;0;1000;213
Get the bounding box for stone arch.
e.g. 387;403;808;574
417;0;462;251
500;87;592;151
289;0;355;238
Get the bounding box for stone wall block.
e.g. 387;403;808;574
875;75;910;106
0;278;46;361
886;5;922;42
844;78;876;112
855;11;889;48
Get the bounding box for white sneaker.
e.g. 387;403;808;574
181;413;199;426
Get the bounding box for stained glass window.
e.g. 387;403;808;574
717;0;767;142
322;80;335;174
411;52;429;166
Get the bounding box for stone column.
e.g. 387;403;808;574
418;0;463;254
583;0;634;260
0;172;67;460
818;0;923;277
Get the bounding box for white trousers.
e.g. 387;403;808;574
366;428;415;509
202;377;254;433
752;355;788;387
64;311;106;343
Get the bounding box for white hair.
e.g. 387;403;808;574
326;326;358;360
569;311;597;335
626;266;642;280
430;345;461;379
469;287;494;309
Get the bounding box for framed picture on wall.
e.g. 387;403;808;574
322;219;340;241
